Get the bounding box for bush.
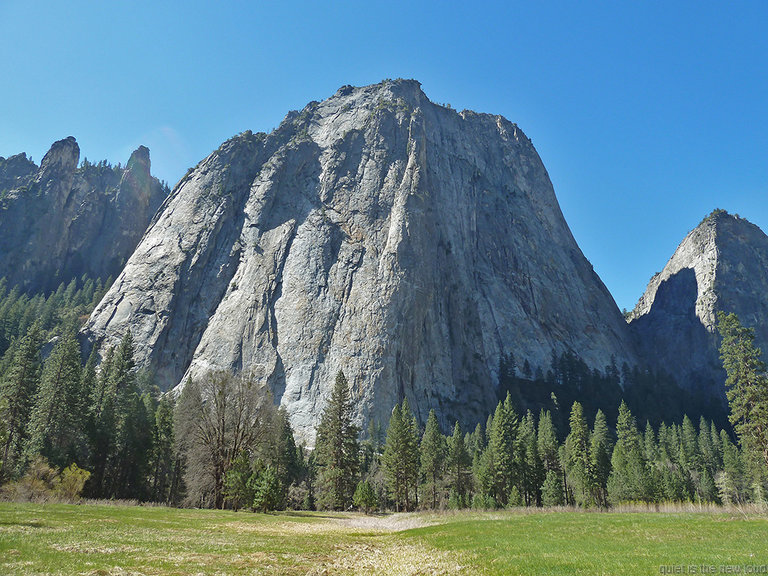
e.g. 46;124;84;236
1;458;90;502
57;464;91;502
1;456;59;502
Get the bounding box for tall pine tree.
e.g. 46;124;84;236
420;409;446;509
446;421;472;508
608;401;650;503
25;331;83;468
717;312;768;469
315;371;359;510
0;322;42;477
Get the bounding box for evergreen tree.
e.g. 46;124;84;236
402;398;421;508
717;312;768;468
590;409;612;507
720;429;745;503
681;415;701;471
698;416;717;476
420;409;446;509
485;393;518;506
25;331;83;468
537;409;561;473
542;468;565;506
149;395;175;503
0;322;42;477
252;464;282;513
519;410;544;506
537;409;564;506
608;401;650;503
353;479;378;513
564;402;593;506
260;407;301;508
86;346;116;496
99;332;153;499
446;421;472;508
315;371;359;510
382;400;419;511
223;451;256;511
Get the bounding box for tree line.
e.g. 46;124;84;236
0;277;766;512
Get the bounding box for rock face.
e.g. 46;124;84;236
0;138;169;292
83;79;637;441
629;210;768;400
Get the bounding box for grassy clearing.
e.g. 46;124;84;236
406;509;768;575
0;503;767;575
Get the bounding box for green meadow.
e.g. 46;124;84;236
1;503;766;575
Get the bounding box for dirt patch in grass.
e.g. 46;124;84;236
339;513;436;532
307;541;466;575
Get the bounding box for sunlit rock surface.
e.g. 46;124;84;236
83;80;637;441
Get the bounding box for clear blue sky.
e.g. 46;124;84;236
1;1;766;312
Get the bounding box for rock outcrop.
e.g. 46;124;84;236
629;210;768;400
83;79;637;441
0;138;169;293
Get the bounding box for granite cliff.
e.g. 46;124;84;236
629;210;768;401
83;80;637;441
0;137;169;293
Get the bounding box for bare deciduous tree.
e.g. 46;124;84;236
174;370;270;509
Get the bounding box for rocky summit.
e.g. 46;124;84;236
0;137;169;293
83;79;637;441
629;210;768;401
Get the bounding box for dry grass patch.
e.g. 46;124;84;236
307;540;467;576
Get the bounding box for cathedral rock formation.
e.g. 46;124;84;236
0;137;168;292
83;80;637;441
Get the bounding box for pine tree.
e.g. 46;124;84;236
564;402;593;506
590;409;612;507
315;370;359;510
486;393;518;506
519;410;544;506
720;429;745;504
446;421;472;508
0;322;42;477
383;403;407;510
717;312;768;468
401;398;421;509
681;415;700;471
608;401;650;503
101;332;153;499
698;417;716;475
382;400;420;511
86;345;116;496
149;395;175;503
537;409;564;506
353;479;378;513
537;409;561;473
25;331;83;468
223;451;255;511
420;409;446;509
252;464;282;513
541;468;565;506
263;408;301;508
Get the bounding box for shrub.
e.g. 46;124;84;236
56;464;91;502
1;456;59;502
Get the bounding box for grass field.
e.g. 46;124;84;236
1;503;767;575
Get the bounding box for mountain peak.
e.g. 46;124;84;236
83;81;636;442
127;145;151;174
37;136;79;183
629;209;768;400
